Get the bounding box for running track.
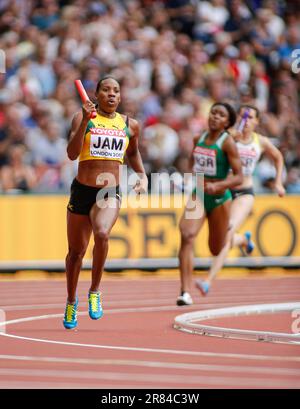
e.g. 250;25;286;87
0;275;299;389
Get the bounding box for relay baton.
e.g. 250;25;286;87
237;107;250;132
74;79;97;119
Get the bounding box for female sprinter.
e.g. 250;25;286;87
195;104;285;296
63;77;148;329
177;102;243;306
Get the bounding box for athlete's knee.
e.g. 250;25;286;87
209;243;223;256
67;248;86;263
228;223;237;236
226;230;234;246
180;228;197;245
94;228;110;243
210;248;221;256
224;223;234;246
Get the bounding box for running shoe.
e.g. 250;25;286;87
244;231;255;254
63;297;78;329
195;279;210;296
176;292;193;306
88;291;103;320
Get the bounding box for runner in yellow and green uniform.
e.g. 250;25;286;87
63;77;148;328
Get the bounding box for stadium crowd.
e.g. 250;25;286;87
0;0;299;194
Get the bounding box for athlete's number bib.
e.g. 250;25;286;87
238;147;257;176
90;128;127;160
193;146;217;176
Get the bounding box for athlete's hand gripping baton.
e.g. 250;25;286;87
74;79;97;119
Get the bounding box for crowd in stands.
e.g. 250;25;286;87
0;0;299;194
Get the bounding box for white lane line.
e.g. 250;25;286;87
1;330;300;362
0;368;299;388
0;305;190;327
0;309;300;362
0;354;299;376
0;305;188;326
0;309;5;333
7;301;292;324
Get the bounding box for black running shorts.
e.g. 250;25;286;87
230;187;254;201
67;178;121;215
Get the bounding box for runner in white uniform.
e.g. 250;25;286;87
195;104;285;297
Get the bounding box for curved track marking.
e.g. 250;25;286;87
1;310;300;362
174;302;300;344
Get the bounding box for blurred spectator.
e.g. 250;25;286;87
224;0;252;43
278;24;300;66
0;144;38;193
31;0;60;31
6;59;43;99
165;0;196;38
29;47;56;97
262;0;285;42
285;167;300;194
29;120;70;192
251;60;270;111
30;121;67;165
142;113;179;174
249;8;278;68
194;0;229;42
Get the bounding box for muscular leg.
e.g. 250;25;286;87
178;195;205;294
205;200;231;284
230;195;255;247
205;194;254;284
207;200;231;256
89;197;120;292
66;211;92;303
205;236;232;285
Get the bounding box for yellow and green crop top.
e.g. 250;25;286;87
79;112;130;163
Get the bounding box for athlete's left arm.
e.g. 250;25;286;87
126;118;148;194
207;135;243;194
260;136;286;197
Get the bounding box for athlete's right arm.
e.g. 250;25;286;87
67;102;95;160
260;136;286;197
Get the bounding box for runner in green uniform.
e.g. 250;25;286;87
177;102;243;306
195;105;285;297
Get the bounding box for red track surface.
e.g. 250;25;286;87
0;275;299;389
